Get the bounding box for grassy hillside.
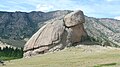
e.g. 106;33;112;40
0;38;26;48
3;45;120;67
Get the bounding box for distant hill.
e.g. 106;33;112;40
85;16;120;47
0;10;71;47
0;40;15;49
0;10;71;40
0;10;120;47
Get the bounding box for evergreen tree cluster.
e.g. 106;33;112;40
0;47;23;58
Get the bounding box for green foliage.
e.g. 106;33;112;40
94;63;117;67
85;36;103;43
0;47;23;61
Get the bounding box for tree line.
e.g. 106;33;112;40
0;47;23;58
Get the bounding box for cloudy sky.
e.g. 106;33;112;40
0;0;120;19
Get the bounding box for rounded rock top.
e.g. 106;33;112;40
64;10;85;27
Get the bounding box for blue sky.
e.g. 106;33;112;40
0;0;120;19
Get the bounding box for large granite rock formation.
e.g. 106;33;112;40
0;10;71;40
23;10;87;57
1;10;120;48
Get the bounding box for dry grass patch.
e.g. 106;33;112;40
3;45;120;67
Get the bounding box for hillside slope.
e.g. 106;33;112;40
0;10;71;47
0;10;71;40
84;17;120;47
0;10;120;47
4;45;120;67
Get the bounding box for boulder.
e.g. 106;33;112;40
64;10;85;27
23;10;87;57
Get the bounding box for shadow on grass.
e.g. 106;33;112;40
94;63;117;67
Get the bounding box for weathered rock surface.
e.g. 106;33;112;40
0;10;71;48
64;10;85;27
0;10;71;40
1;10;120;48
23;10;87;57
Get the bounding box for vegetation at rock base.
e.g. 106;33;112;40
0;47;23;61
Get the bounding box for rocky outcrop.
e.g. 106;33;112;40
0;10;120;53
1;10;120;48
0;10;71;47
0;10;71;40
64;10;85;27
23;10;87;57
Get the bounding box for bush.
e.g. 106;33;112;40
0;47;23;61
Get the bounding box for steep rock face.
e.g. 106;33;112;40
23;10;87;57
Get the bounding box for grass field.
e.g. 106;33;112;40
2;45;120;67
0;57;20;61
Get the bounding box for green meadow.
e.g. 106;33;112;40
2;46;120;67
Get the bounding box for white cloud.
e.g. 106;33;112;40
36;4;54;12
114;16;120;20
35;0;77;12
